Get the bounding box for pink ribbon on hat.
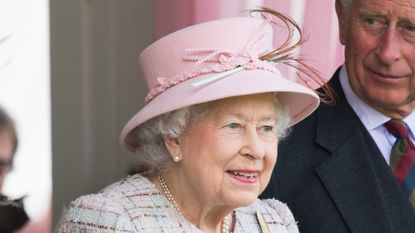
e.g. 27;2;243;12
145;19;278;102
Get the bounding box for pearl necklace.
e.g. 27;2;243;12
157;174;231;233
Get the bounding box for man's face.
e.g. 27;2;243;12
337;0;415;118
0;132;14;191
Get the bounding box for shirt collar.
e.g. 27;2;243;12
339;65;389;131
404;110;415;138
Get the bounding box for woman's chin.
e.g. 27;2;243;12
221;190;259;207
220;172;262;206
234;196;258;207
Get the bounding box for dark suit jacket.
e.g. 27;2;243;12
261;68;415;233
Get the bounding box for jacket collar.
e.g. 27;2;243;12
313;68;394;232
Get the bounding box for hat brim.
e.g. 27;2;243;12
120;69;319;152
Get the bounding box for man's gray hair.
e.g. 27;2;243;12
340;0;353;14
133;96;291;174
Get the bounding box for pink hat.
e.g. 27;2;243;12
120;15;320;152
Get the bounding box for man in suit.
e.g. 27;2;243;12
261;0;415;232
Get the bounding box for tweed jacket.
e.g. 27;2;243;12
261;68;415;233
56;174;299;232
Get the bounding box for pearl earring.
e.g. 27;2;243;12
173;156;181;162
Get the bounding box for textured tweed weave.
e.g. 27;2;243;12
56;174;298;233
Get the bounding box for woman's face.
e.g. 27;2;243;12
171;93;279;208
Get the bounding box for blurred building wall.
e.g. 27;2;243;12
51;0;155;228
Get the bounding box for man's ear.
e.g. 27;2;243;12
335;0;347;45
163;136;182;162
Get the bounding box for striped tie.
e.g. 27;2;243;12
384;119;415;207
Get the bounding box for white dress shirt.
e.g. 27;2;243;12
339;65;415;164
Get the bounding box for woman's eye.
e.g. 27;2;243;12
227;122;241;129
261;125;274;133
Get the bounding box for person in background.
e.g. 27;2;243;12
0;107;29;233
56;8;331;233
261;0;415;232
0;107;17;192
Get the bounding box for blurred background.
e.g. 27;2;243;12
0;0;343;231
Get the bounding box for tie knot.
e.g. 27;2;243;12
384;119;409;139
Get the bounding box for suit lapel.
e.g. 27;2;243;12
314;71;394;232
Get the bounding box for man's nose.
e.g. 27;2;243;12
375;28;402;65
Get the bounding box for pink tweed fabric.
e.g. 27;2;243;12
56;174;299;232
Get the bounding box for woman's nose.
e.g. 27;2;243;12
240;127;266;159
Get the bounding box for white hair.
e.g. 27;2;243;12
133;95;291;174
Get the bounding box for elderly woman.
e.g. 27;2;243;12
57;8;330;233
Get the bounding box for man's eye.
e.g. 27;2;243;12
361;16;385;28
365;17;377;25
360;16;387;33
403;24;415;32
364;17;384;27
398;22;415;42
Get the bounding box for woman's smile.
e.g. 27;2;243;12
226;169;261;184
